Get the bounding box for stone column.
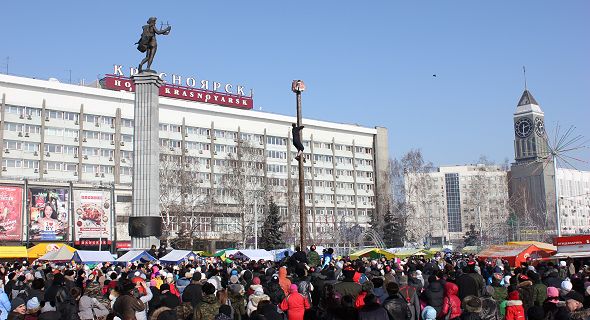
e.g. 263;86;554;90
130;71;163;249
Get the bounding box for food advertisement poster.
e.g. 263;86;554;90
28;188;69;241
0;186;23;241
73;190;111;241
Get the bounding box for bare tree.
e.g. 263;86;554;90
391;150;434;245
465;161;510;246
507;182;553;242
159;152;207;248
219;140;266;248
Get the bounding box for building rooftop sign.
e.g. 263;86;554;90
101;65;254;110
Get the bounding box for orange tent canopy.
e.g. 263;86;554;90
478;244;552;266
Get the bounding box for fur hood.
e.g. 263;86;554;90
517;280;533;288
506;300;523;307
249;293;270;307
570;309;590;320
149;307;171;320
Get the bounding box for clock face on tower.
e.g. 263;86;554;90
515;118;533;138
535;118;545;136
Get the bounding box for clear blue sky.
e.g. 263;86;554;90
2;1;589;169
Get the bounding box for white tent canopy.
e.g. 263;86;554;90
116;250;156;264
73;251;114;263
159;250;197;263
39;246;74;262
226;249;274;261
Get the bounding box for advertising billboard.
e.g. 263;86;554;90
73;190;111;243
0;186;23;241
28;188;69;241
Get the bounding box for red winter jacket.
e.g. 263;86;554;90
441;282;462;319
355;291;368;309
505;300;526;320
280;291;311;320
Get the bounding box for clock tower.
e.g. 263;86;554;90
509;89;556;233
513;89;549;163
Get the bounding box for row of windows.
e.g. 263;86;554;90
5;105;130;126
6;106;374;154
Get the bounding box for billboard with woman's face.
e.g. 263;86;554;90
0;186;23;241
28;188;69;241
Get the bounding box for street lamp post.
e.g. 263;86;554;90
292;80;306;250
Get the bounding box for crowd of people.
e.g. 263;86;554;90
1;244;590;320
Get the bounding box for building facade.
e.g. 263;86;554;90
556;168;590;234
0;73;389;250
406;165;509;245
508;89;590;237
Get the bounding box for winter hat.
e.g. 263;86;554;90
527;306;545;320
421;306;437;320
547;287;559;298
252;277;261;285
508;290;520;301
565;291;585;304
230;275;239;284
230;269;239;276
192;272;202;281
26;297;40;311
561;280;573;292
202;282;216;295
289;284;298;293
11;297;25;311
463;296;483;313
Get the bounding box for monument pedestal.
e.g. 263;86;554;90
130;71;164;249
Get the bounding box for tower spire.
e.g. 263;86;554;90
523;66;527;91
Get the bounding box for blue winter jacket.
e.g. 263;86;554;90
0;287;11;320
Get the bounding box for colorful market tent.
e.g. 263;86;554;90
213;248;235;257
225;249;274;261
72;251;114;264
159;250;198;264
462;246;481;254
506;241;557;253
477;244;552;266
350;248;395;260
0;246;28;259
28;243;76;260
194;251;212;257
116;250;156;264
271;248;294;262
389;248;424;258
39;245;75;262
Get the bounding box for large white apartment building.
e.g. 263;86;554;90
405;164;509;245
557;168;590;234
0;73;389;250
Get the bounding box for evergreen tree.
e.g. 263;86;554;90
383;208;405;247
464;224;479;247
260;197;284;250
